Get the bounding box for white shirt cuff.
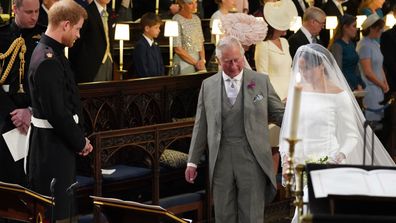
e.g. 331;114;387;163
187;162;197;168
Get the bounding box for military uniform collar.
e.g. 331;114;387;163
41;34;66;56
10;19;43;37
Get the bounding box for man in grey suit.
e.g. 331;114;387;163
185;36;284;223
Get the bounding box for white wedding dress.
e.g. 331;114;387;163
293;91;359;164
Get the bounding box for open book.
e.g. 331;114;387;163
310;168;396;198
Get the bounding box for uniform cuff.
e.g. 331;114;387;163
187;162;197;168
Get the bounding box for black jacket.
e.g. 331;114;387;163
288;28;324;58
0;21;45;186
28;34;86;220
133;35;164;77
69;2;113;83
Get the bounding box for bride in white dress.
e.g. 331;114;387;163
280;43;395;167
279;44;395;222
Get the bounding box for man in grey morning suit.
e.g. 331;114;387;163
185;36;285;223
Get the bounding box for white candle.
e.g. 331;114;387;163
289;72;302;139
119;40;124;70
112;0;115;11
155;0;159;15
169;36;173;66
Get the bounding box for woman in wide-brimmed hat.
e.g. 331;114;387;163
255;0;297;100
220;12;268;69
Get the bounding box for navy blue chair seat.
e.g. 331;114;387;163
102;164;151;182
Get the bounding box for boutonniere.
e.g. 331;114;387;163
247;80;256;89
110;11;118;20
153;41;158;46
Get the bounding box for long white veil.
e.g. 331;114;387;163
279;44;395;167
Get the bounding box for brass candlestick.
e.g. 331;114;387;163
285;138;305;223
284;138;299;198
294;164;305;222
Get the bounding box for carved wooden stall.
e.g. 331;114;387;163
75;73;214;220
78;72;214;134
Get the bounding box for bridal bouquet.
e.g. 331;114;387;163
304;156;329;165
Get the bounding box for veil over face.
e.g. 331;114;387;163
279;44;394;166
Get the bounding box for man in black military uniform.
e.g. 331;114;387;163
0;0;45;187
28;1;93;222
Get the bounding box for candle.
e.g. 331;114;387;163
155;0;159;15
119;40;124;70
289;72;302;139
169;36;174;66
112;0;115;11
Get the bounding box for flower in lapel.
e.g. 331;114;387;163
110;11;117;20
247;80;256;89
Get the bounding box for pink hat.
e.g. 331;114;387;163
220;13;268;47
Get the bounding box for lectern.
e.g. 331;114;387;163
91;196;189;223
303;163;396;223
0;181;53;222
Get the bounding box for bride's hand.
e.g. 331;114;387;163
334;152;346;164
329;152;346;164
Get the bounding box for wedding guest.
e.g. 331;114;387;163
0;0;45;188
255;0;297;100
221;12;268;69
69;0;114;82
357;13;388;123
288;6;326;58
133;12;164;77
329;14;365;91
173;0;206;74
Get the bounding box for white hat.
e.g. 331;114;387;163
361;13;381;30
264;0;298;31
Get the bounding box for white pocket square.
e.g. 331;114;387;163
253;94;264;103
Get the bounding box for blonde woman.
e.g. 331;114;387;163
173;0;206;74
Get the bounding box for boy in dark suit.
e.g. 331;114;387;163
133;12;164;77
